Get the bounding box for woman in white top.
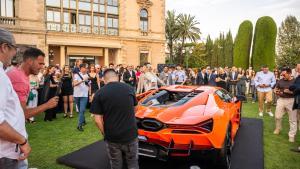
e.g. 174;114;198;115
27;74;39;123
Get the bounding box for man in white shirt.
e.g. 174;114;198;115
174;65;187;85
291;64;299;78
73;63;90;131
0;28;31;168
254;65;276;117
159;66;169;85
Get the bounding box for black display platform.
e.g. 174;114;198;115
57;118;263;169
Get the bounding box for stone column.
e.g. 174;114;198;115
115;49;120;64
104;48;109;66
60;46;66;66
45;45;49;66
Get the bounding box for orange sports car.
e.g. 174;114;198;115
135;85;244;169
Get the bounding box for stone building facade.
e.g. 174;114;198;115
0;0;166;67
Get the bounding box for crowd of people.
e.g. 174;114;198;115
1;27;300;169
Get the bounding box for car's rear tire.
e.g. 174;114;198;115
215;125;232;169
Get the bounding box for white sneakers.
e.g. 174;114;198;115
267;112;274;117
273;129;280;135
259;112;274;117
289;137;295;143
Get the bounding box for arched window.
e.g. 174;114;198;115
140;9;148;32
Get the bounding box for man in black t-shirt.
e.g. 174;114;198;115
273;68;297;143
90;69;139;169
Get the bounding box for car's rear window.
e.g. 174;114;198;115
141;90;203;107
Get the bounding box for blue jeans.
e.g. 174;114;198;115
74;97;88;126
251;85;257;101
17;159;28;169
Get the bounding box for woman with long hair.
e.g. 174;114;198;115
237;69;248;101
61;65;74;118
89;64;100;102
27;74;39;123
216;67;227;90
44;65;58;121
137;65;146;94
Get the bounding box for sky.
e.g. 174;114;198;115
166;0;300;41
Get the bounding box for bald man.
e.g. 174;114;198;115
90;69;139;169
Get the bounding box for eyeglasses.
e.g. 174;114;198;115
5;43;19;52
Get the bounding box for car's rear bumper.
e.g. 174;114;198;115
138;137;214;161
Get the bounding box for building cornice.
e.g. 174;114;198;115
46;31;166;44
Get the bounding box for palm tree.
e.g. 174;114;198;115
177;14;201;65
165;10;179;63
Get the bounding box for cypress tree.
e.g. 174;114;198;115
205;35;214;66
233;20;253;69
252;16;277;71
225;30;234;67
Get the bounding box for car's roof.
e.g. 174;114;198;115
160;85;219;93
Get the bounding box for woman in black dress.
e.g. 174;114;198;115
44;65;58;121
237;69;248;100
89;64;100;102
216;68;228;90
61;65;74;118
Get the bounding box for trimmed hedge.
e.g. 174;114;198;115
252;16;277;71
233;20;253;69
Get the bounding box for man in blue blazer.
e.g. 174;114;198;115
196;67;208;85
207;68;217;86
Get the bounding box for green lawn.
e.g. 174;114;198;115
26;102;300;169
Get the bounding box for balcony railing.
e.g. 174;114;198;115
141;31;148;36
47;22;119;36
0;17;16;25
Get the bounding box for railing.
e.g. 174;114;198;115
0;17;16;25
93;26;106;35
47;22;118;36
107;28;119;36
141;31;148;36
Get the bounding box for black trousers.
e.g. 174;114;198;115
0;158;18;169
44;108;56;121
105;138;139;169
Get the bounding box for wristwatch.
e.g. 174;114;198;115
20;138;27;146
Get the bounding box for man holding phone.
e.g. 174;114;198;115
7;48;59;120
254;65;276;117
273;68;297;142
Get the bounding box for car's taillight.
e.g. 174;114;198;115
168;119;213;134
